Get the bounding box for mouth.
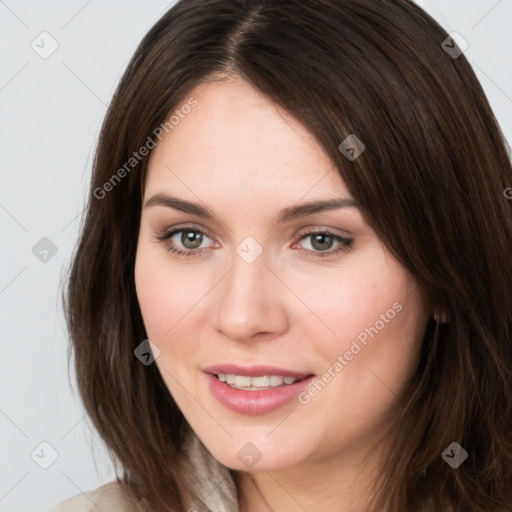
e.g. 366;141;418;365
203;364;316;415
203;363;313;389
213;373;310;391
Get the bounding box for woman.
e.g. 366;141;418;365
50;0;512;511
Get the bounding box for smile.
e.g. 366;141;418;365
203;364;315;415
216;373;306;390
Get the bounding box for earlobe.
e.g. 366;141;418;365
433;307;450;323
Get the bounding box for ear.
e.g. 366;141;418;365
433;307;450;323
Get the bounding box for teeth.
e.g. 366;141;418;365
252;375;270;387
216;373;301;390
269;375;283;386
234;375;252;387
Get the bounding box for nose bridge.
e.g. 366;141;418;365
213;240;287;340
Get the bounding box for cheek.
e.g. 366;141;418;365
296;270;425;444
285;249;411;346
134;239;215;366
135;241;189;341
135;246;168;337
296;250;425;387
329;280;424;400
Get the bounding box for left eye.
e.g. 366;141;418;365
155;227;353;258
293;229;354;257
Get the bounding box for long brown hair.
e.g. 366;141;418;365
63;0;512;510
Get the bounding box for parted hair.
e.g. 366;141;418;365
63;0;512;510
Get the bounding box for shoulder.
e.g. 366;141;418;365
48;480;142;512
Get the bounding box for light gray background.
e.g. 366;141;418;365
1;1;511;511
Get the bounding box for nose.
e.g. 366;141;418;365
213;247;289;342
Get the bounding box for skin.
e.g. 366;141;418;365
134;75;434;512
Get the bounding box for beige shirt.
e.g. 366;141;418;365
48;432;239;512
48;480;142;512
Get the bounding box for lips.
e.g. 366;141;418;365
203;364;312;379
203;363;316;415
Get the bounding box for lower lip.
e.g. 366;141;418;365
204;373;316;415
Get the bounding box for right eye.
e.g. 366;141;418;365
155;225;216;258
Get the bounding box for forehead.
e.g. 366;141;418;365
144;76;351;202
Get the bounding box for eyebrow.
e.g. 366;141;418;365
143;193;358;224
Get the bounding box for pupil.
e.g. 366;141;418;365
312;234;332;251
182;231;202;249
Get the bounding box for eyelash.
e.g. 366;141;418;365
154;226;354;259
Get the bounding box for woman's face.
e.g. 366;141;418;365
134;76;430;473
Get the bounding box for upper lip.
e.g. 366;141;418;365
203;364;313;379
